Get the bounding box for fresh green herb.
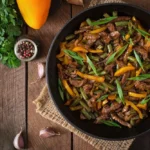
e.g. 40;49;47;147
100;120;122;128
0;0;23;68
87;16;117;26
58;78;64;101
135;28;150;37
128;74;150;81
140;95;150;104
115;79;124;104
106;44;128;65
64;49;83;65
115;21;128;26
86;55;98;75
133;50;144;71
97;94;108;102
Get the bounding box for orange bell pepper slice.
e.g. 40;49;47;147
114;65;135;76
136;68;142;76
56;42;66;58
108;94;116;100
125;100;143;119
97;101;102;110
76;71;105;83
73;47;88;53
128;92;147;98
62;80;76;98
89;26;107;34
88;49;103;53
137;103;147;110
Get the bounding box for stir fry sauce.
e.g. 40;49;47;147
57;12;150;128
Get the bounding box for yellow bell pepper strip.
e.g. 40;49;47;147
88;49;103;53
76;71;105;83
73;47;88;53
62;80;76;98
136;68;142;76
137;103;147;110
57;57;64;62
89;26;107;34
63;55;69;65
125;100;143;119
108;94;116;100
144;40;150;50
128;92;147;98
125;34;130;40
102;99;108;106
97;101;102;110
114;65;135;77
56;42;66;58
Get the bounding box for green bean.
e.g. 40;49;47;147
58;87;64;101
102;82;115;91
103;13;110;18
94;90;102;94
70;105;82;111
107;44;113;52
80;88;88;100
127;56;138;67
97;44;103;50
71;98;80;107
128;21;133;35
105;75;111;81
98;70;107;76
99;85;106;91
65;34;75;41
86;18;92;26
80;101;91;112
100;53;107;59
112;11;118;17
81;109;92;120
115;21;129;26
89;55;99;62
88;71;95;75
81;65;86;72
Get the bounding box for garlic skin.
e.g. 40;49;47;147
13;129;24;150
37;62;45;79
39;127;60;138
66;0;84;6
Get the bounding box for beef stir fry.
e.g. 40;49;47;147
57;12;150;128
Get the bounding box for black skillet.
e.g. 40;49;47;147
46;3;150;140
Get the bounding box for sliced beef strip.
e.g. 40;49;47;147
110;31;120;40
107;23;115;32
83;84;93;94
135;81;150;91
99;32;111;44
111;113;132;128
69;78;87;87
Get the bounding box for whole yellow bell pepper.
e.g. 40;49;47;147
17;0;51;29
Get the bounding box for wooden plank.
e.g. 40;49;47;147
27;2;71;150
0;64;26;150
71;1;96;150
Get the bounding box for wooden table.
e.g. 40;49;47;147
1;0;150;149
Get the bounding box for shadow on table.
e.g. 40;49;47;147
129;131;150;150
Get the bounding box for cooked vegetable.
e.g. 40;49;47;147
56;12;150;128
16;0;51;29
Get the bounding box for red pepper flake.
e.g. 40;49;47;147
17;41;35;59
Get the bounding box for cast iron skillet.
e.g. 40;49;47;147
46;3;150;140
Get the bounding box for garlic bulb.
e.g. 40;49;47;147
13;128;24;149
39;127;60;138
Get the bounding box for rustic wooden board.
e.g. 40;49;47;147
27;2;72;150
0;64;26;150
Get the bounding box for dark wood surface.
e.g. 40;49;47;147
0;0;150;150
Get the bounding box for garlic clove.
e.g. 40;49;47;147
66;0;84;6
37;62;45;79
13;128;24;150
39;127;60;138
